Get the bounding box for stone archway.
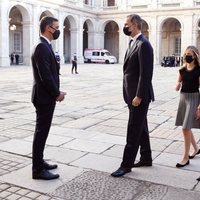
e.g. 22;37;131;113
83;22;88;52
63;15;77;63
161;18;181;59
39;10;54;20
104;21;119;61
83;19;94;53
9;5;31;65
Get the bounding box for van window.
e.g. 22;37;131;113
101;52;105;56
92;51;100;56
105;52;111;56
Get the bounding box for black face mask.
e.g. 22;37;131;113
50;26;60;40
123;26;132;36
52;30;60;40
185;55;194;63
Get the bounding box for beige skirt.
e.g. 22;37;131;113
175;92;200;129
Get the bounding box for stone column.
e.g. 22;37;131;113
32;5;40;45
58;12;64;64
93;31;104;49
70;28;79;62
22;21;32;65
148;16;159;65
118;22;128;64
181;15;193;55
0;1;10;66
75;18;84;63
87;31;95;48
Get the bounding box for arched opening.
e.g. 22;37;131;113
9;6;23;65
9;5;31;66
63;18;71;63
104;21;119;62
63;15;77;63
108;0;115;6
39;11;54;20
83;22;88;53
161;18;181;58
83;19;94;53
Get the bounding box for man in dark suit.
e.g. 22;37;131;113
111;14;154;177
31;16;66;180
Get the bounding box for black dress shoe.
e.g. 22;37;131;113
32;169;59;180
43;161;58;170
111;168;131;177
176;160;189;168
189;149;200;159
197;176;200;181
133;160;152;168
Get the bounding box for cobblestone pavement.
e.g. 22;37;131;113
0;64;200;199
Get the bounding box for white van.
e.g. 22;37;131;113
84;48;117;64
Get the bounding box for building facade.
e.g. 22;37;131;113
0;0;200;67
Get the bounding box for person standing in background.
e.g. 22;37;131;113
71;54;78;74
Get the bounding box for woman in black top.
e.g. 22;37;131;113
175;46;200;170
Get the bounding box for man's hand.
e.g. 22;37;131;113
56;91;66;102
132;96;142;107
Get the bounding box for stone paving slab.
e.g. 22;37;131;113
50;126;99;139
0;164;83;194
44;146;86;164
50;170;167;200
50;170;200;200
71;153;121;173
150;138;172;152
0;151;31;176
61;138;113;154
61;117;104;129
127;164;199;190
0;139;32;155
0;182;54;200
24;134;73;147
89;133;126;145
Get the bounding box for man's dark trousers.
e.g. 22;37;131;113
32;103;56;172
120;101;152;168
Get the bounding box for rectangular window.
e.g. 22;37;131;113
175;37;181;55
84;0;89;4
108;0;115;6
14;32;21;53
92;52;100;56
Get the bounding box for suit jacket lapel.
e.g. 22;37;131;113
124;40;139;64
124;35;143;65
40;37;60;73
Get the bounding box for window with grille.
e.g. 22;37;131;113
175;37;181;55
14;32;21;52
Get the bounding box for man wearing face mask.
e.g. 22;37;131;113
31;16;66;180
111;14;154;177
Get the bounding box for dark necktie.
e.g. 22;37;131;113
129;39;133;49
49;44;53;50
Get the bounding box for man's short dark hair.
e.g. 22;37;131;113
40;16;58;33
127;14;142;30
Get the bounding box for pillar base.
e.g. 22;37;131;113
0;57;10;67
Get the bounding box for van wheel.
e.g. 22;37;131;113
88;59;91;63
105;60;109;64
